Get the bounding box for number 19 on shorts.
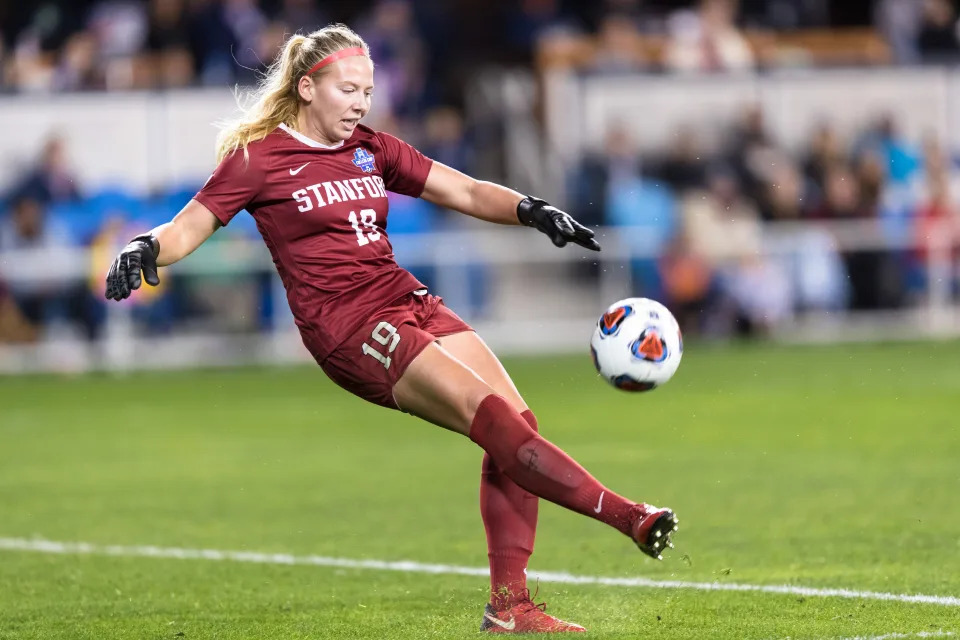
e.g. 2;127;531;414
362;321;400;369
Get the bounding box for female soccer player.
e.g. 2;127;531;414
104;24;678;634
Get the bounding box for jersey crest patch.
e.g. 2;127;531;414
352;148;376;173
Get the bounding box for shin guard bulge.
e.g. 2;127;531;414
470;394;637;537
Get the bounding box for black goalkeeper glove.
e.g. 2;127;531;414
105;234;160;301
517;196;601;251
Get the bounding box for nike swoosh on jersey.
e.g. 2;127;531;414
289;162;310;176
594;491;605;514
484;614;516;630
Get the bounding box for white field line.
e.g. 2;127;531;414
2;537;959;609
837;632;955;640
770;632;957;640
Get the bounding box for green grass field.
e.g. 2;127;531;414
1;341;959;639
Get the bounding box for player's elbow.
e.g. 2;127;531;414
463;177;484;215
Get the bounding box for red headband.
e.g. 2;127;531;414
305;46;367;76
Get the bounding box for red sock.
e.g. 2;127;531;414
481;409;539;609
470;394;639;538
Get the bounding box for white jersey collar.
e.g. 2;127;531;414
278;123;345;149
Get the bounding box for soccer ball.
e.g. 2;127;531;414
590;297;683;392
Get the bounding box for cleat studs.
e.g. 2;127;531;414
655;530;662;538
673;525;679;532
657;555;663;560
653;541;660;549
667;542;675;548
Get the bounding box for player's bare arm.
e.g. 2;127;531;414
104;199;220;300
154;199;222;266
421;161;601;251
420;161;524;224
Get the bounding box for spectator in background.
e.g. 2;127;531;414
808;158;907;310
875;0;923;64
420;106;473;172
809;163;862;218
0;194;102;340
675;165;811;334
917;0;960;63
190;0;245;85
144;0;195;88
54;31;103;90
8;135;80;205
591;13;648;73
0;196;58;252
657;231;715;334
7;32;56;92
740;0;830;30
357;0;427;118
0;280;39;343
652;125;709;192
222;0;268;82
913;135;960;290
664;0;755;74
726;104;792;218
680;165;763;265
1;197;63;326
573;121;642;228
802;122;847;207
720;252;793;336
249;20;290;80
597;124;677;298
506;0;582;58
857;150;888;217
762;161;807;221
855;114;920;186
5;0;90;92
87;0;149;90
759;157;848;312
276;0;327;34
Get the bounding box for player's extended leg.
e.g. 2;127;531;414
393;341;678;557
436;332;539;613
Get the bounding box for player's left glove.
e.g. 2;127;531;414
105;233;160;301
517;196;601;251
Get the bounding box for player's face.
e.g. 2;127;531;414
302;56;374;144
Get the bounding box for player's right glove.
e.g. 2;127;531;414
104;233;160;301
517;196;601;251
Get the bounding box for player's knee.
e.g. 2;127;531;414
462;385;499;429
468;393;539;452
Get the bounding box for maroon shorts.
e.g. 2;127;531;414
319;291;474;409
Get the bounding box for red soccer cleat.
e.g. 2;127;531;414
630;503;679;560
480;590;586;633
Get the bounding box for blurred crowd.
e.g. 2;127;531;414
3;106;959;344
4;0;960;344
0;0;446;114
572;106;960;336
6;1;960;96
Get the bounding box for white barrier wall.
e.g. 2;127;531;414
547;68;957;162
0;89;239;194
2;69;958;195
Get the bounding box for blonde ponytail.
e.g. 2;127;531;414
215;24;371;163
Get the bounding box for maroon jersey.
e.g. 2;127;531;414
194;123;434;361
